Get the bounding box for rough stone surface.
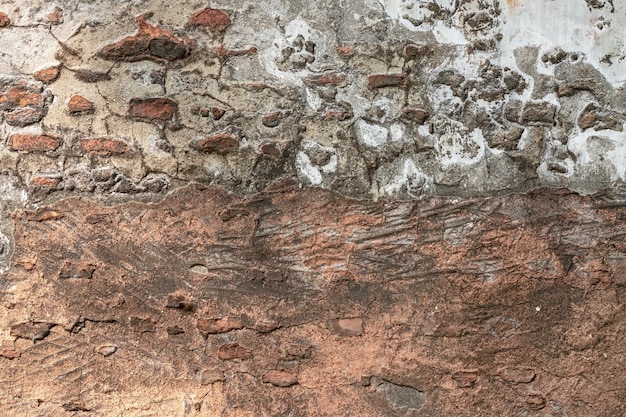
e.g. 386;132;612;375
1;1;626;415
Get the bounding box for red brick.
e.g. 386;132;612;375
30;176;61;188
217;343;250;360
217;45;257;59
263;370;298;387
189;8;231;34
100;13;195;62
34;66;61;84
80;138;131;155
195;133;239;154
304;71;346;86
129;97;177;122
9;134;61;152
68;95;94;114
336;45;354;58
262;111;283;128
0;82;49;126
0;12;9;28
245;82;267;92
367;73;407;89
402;108;430;124
197;317;242;337
0;348;20;359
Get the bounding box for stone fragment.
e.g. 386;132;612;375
68;95;94;115
166;295;195;311
262;111;284;128
326;318;363;336
217;343;250;360
33;67;60;84
210;107;225;120
284;343;312;360
263;370;298;387
197;318;243;337
96;345;117;357
10;322;55;341
526;394;546;410
404;44;425;59
62;402;89;412
0;12;9;27
201;369;224;385
59;262;96;279
376;380;426;411
22;209;64;222
166;326;184;335
195;133;239;154
130;316;156;333
73;70;111;83
80;138;131;155
578;103;623;131
47;7;63;24
100;13;194;62
254;319;280;333
499;367;536;383
260;143;281;157
452;371;477;388
189;8;231;34
521;101;556;125
367;73;407;89
9;134;61;152
128;97;177;122
0;348;20;359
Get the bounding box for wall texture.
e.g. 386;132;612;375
0;0;625;415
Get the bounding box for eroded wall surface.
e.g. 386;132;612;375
0;0;625;416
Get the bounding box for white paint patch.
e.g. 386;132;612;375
355;119;389;149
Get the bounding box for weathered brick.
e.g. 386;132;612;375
33;66;61;84
80;138;131;155
10;322;55;341
0;348;20;359
336;45;354;58
130;316;156;333
9;134;61;152
499;367;535;384
260;143;281;157
0;12;9;28
0;81;49;126
59;262;96;279
303;71;346;87
195;133;239;154
218;343;250;360
404;44;425;59
263;370;298;387
210;107;225;120
128;97;177;122
189;7;231;34
367;73;407;89
402;108;430;124
197;317;242;337
254;319;280;333
262;111;284;128
217;45;257;59
100;13;195;62
47;7;63;24
68;95;94;115
30;176;61;188
521;101;556;125
452;371;477;388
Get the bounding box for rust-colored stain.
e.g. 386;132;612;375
506;0;519;7
3;184;626;415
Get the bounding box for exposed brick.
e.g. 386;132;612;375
262;111;284;128
34;66;60;84
254;319;280;333
303;71;346;87
30;176;61;188
367;73;407;89
578;103;623;131
218;343;250;360
80;138;131;155
9;134;61;152
128;97;177;122
189;7;231;34
22;209;64;222
100;13;195;62
452;371;478;388
10;322;55;341
195;133;239;154
68;95;94;115
217;45;257;59
263;370;298;387
0;348;20;359
526;394;546;410
404;44;425;59
0;12;9;28
336;45;354;58
197;317;242;337
245;82;267;92
0;81;49;126
402;108;430;124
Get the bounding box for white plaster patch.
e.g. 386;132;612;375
436;124;486;166
378;157;430;197
296;142;337;186
355;119;389;149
